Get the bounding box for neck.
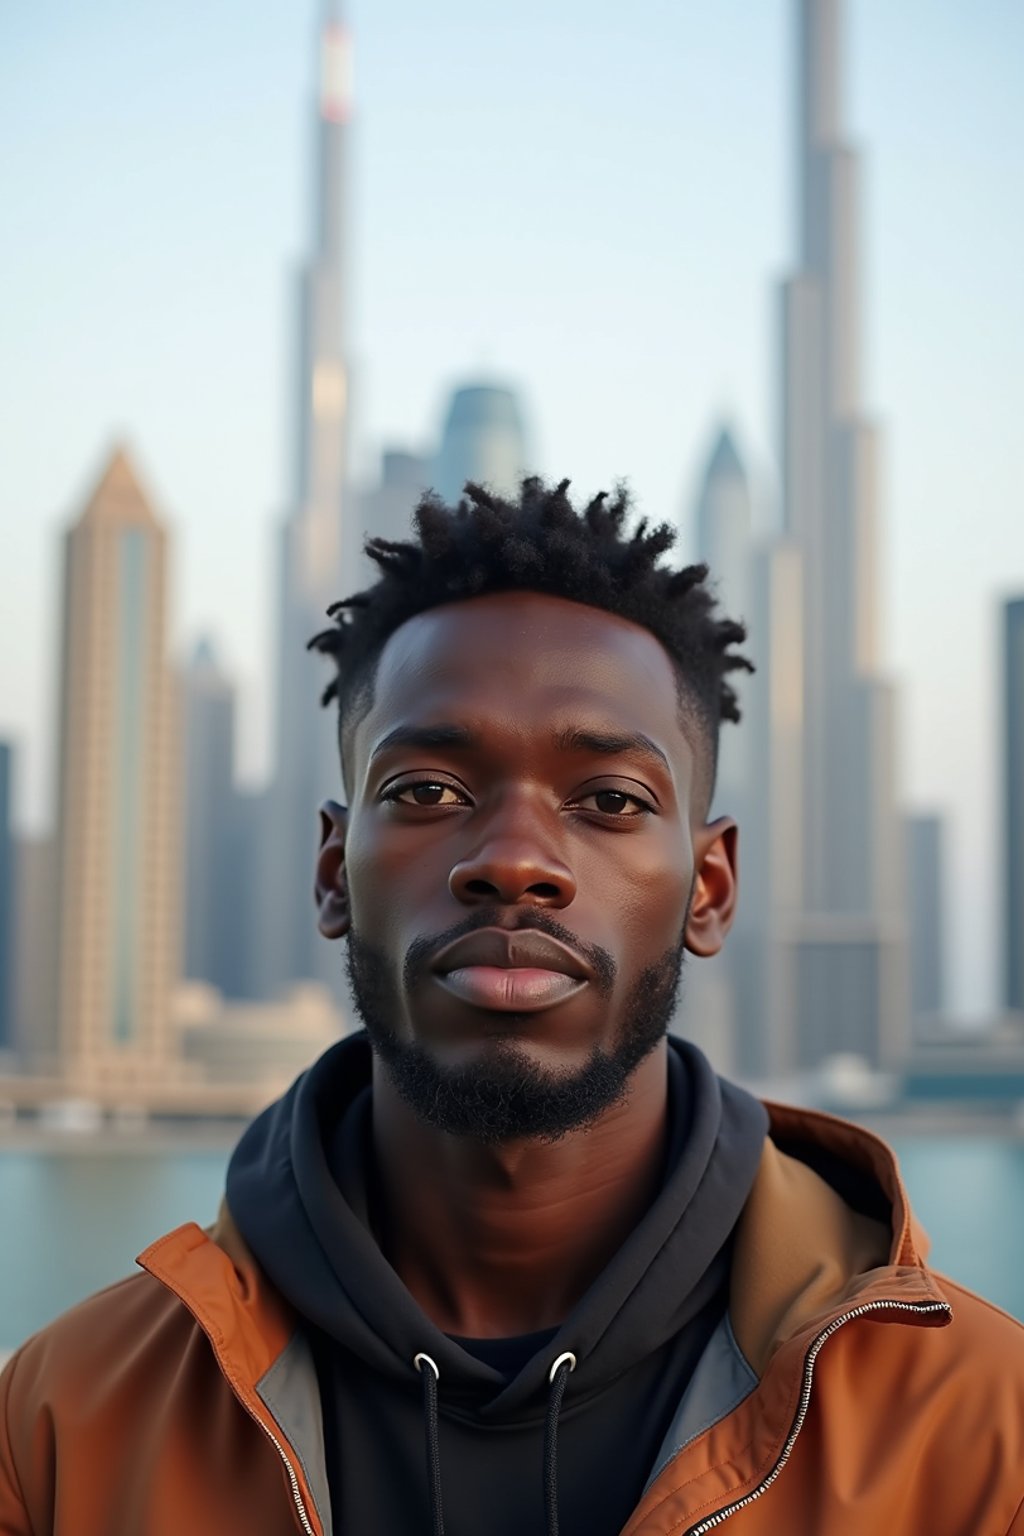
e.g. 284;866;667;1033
370;1044;670;1338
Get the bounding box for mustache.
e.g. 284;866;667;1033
402;908;616;998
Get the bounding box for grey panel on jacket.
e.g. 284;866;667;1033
257;1331;332;1536
644;1313;758;1493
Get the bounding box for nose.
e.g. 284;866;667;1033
448;812;577;910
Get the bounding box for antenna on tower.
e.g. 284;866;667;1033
319;2;352;123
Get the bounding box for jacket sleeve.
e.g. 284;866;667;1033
0;1350;34;1536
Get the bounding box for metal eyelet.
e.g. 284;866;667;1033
413;1352;440;1380
548;1350;577;1383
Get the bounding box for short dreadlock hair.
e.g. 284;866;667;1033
308;476;754;816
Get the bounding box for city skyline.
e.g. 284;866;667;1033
2;0;1022;1020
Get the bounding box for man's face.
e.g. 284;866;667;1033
334;590;728;1140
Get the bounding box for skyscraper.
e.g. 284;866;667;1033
773;0;908;1068
434;384;527;504
694;425;753;820
264;3;354;996
183;639;238;994
51;447;179;1083
905;812;946;1024
744;537;806;1076
1004;596;1024;1011
12;834;57;1066
688;428;760;1077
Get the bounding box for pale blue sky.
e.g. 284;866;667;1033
2;0;1022;1018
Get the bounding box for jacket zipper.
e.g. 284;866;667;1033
682;1297;952;1535
142;1257;319;1533
234;1391;317;1536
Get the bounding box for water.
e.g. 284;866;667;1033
2;1142;232;1352
2;1134;1023;1353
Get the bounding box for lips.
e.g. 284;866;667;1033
430;928;591;1013
431;928;592;979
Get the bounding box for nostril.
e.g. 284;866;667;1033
530;883;561;899
465;878;500;897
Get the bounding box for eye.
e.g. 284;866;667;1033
382;780;467;808
575;788;653;818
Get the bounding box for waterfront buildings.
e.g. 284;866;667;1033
49;448;179;1085
1005;596;1024;1011
434;384;527;504
263;5;355;998
174;981;348;1093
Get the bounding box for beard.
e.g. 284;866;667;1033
344;911;688;1144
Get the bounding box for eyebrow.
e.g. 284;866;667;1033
369;721;671;775
369;724;475;763
552;727;672;776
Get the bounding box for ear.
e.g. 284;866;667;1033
684;816;738;958
315;798;350;941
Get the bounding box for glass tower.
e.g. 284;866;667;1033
52;448;178;1082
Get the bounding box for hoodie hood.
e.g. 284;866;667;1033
227;1031;768;1422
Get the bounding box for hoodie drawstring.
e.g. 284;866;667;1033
414;1349;577;1536
413;1353;445;1536
543;1351;576;1536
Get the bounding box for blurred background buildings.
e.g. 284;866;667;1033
0;0;1022;1120
264;9;355;1006
48;450;178;1088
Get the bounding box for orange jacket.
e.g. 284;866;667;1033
2;1102;1023;1535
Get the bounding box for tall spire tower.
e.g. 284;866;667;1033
773;0;908;1067
291;0;351;549
264;3;354;995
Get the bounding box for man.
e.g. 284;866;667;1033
2;477;1023;1536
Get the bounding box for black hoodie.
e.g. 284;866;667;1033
227;1033;767;1536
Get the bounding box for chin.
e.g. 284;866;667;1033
370;1023;661;1144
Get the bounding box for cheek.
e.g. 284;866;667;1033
583;830;694;958
343;815;442;941
342;818;394;938
624;867;691;952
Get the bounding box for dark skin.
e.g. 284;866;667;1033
315;591;738;1338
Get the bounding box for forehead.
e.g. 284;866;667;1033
356;591;693;766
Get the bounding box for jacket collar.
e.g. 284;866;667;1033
730;1102;948;1374
138;1208;327;1534
139;1201;292;1384
620;1105;952;1535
